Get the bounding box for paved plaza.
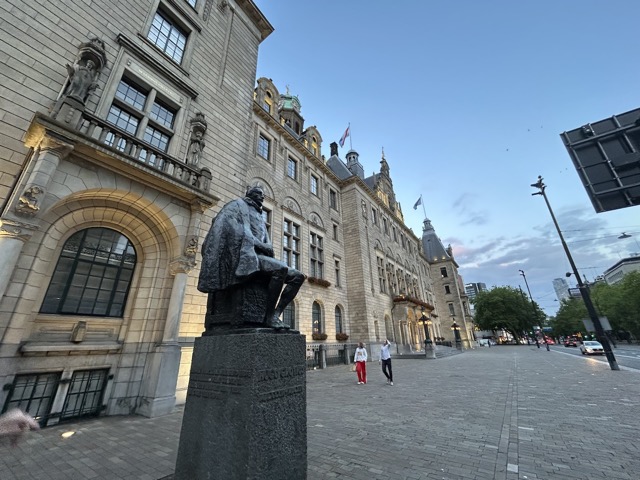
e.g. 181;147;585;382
2;346;640;480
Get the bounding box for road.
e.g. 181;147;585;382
549;343;640;370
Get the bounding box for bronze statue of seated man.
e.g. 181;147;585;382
198;186;305;331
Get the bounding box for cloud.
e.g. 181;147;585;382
451;193;490;227
449;204;626;315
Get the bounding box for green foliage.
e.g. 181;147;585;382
548;271;640;339
473;286;544;340
548;297;586;336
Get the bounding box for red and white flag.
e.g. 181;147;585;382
339;126;350;148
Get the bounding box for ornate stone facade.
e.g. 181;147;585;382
0;0;272;422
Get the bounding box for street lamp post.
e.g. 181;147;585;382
420;307;435;359
519;269;546;350
531;176;619;370
451;320;462;350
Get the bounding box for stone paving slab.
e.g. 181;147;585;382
1;346;639;479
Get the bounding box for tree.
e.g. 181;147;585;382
548;297;585;336
473;286;543;342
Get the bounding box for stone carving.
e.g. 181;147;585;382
64;60;99;102
15;186;44;216
185;236;198;257
198;186;306;331
53;37;107;123
188;113;207;167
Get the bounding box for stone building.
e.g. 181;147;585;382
0;0;272;424
0;0;464;426
233;77;441;360
421;219;475;348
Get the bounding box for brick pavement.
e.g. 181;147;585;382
1;346;639;480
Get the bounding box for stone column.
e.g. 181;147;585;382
0;135;74;301
0;220;37;299
138;259;193;418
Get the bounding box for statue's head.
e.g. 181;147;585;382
246;186;265;206
86;60;96;69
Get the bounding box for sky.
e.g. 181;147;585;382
252;0;640;315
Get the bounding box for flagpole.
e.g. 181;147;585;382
421;194;427;220
348;122;352;150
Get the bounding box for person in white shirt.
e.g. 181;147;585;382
379;339;393;385
353;342;368;384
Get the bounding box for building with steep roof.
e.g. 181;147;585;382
421;219;475;348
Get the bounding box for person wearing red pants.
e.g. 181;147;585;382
354;342;368;384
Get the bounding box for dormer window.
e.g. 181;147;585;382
262;90;273;115
311;135;319;156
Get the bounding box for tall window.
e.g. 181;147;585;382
287;157;297;179
309;232;324;278
312;302;322;334
383;218;388;235
329;189;337;210
377;257;387;293
335;306;343;333
40;228;136;317
282;218;300;269
311;136;319;157
261;207;272;238
335;260;341;287
440;267;448;278
106;77;177;165
387;263;397;294
257;134;270;160
392;227;397;242
310;174;318;196
371;207;378;225
448;303;455;315
445;285;451;294
147;11;187;63
332;224;338;241
282;303;295;329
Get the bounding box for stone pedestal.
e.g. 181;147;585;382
174;331;307;480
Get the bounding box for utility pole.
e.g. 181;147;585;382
531;176;619;370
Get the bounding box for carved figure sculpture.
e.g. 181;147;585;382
64;60;98;103
198;186;305;329
188;131;205;166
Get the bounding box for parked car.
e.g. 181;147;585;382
564;337;578;347
580;341;604;355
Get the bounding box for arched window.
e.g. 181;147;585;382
283;302;296;329
312;301;322;334
40;228;136;317
334;306;343;333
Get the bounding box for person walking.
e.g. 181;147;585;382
379;339;393;385
354;342;368;384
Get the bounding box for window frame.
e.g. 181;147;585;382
39;227;137;318
147;9;189;64
310;174;319;196
287;157;298;180
312;302;322;334
257;133;271;161
282;218;301;270
309;232;324;279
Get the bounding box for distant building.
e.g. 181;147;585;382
603;256;640;285
464;282;487;301
552;278;571;302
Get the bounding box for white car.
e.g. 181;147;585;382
579;341;604;355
